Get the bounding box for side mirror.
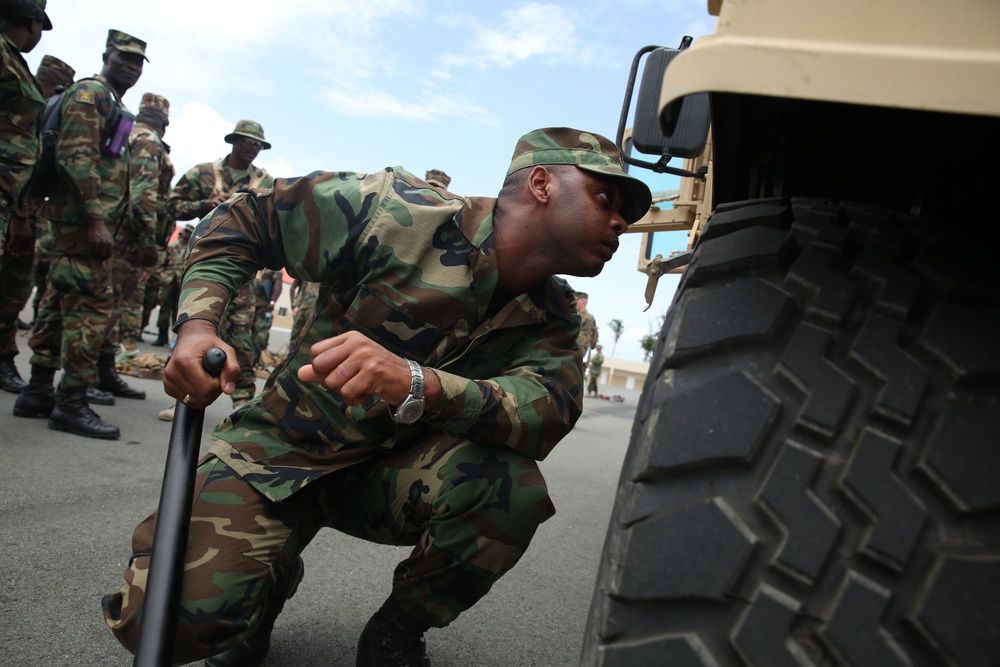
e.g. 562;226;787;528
618;40;711;175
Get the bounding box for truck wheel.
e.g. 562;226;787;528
583;197;1000;666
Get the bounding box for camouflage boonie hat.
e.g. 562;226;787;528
425;169;451;189
37;54;75;80
106;29;149;62
139;92;169;115
2;0;52;29
507;127;652;224
224;120;271;150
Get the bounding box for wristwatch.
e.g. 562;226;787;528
390;359;425;424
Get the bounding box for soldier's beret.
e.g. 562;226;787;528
425;169;451;189
106;29;149;62
139;92;170;115
506;127;652;224
37;54;74;80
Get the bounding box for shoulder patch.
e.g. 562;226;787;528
76;90;95;104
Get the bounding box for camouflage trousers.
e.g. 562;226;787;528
156;276;179;331
28;223;114;389
103;434;555;663
220;282;257;402
0;231;34;358
100;233;144;354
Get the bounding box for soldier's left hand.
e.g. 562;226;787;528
87;219;114;259
298;331;411;407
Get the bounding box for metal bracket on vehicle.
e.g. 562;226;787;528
643;250;693;311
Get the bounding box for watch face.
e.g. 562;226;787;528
396;398;424;424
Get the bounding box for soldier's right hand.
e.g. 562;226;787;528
204;195;229;212
87;219;114;259
163;320;241;409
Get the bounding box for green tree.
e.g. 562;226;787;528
640;316;664;362
608;318;624;357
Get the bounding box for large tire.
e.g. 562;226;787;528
583;198;1000;666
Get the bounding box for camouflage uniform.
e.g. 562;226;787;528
104;167;584;660
167;124;273;403
27;72;132;389
116;94;173;349
577;308;598;351
252;267;283;354
587;348;604;395
288;279;320;345
156;228;189;333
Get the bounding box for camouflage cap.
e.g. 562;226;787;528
507;127;652;224
1;0;52;29
224;119;271;150
139;92;169;115
37;54;74;80
425;169;451;189
106;29;149;62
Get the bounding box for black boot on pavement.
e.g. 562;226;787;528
151;326;168;347
13;365;56;418
49;387;121;439
87;384;116;405
204;556;305;667
0;356;27;393
96;352;146;399
356;595;431;667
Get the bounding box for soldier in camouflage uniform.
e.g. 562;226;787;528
163;119;274;419
153;221;192;348
115;92;173;357
28;55;75;326
0;0;49;392
14;29;146;439
288;277;321;345
251;267;283;360
101;127;652;666
574;291;598;363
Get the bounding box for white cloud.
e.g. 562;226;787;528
322;86;498;126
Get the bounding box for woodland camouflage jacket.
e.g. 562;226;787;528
0;34;44;209
45;75;130;226
168;157;272;221
177;167;584;501
127;121;174;250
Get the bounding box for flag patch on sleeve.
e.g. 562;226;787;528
76;90;95;104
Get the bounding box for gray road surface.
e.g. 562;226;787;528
0;320;640;666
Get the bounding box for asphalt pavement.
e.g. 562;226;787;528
0;317;641;667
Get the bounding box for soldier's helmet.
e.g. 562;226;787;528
106;29;149;62
0;0;53;30
225;120;271;150
425;169;451;189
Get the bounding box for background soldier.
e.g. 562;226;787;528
117;92;173;356
29;55;75;326
574;291;598;363
14;29;145;440
0;0;49;392
587;343;604;398
161;119;274;419
424;168;450;189
251;267;283;363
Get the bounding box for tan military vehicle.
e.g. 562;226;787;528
584;1;1000;665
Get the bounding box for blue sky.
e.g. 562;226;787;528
28;1;716;362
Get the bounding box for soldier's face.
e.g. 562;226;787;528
103;49;144;92
233;137;262;164
22;19;44;53
547;168;627;277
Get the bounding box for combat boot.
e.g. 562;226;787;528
204;557;305;667
151;326;168;347
87;384;116;405
49;387;121;440
122;337;138;355
356;596;431;667
13;365;56;418
0;355;27;393
95;352;146;399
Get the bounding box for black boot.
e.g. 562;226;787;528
48;387;121;440
356;596;431;667
96;352;146;399
13;365;56;418
0;356;27;393
204;557;305;667
87;384;116;405
151;326;168;347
